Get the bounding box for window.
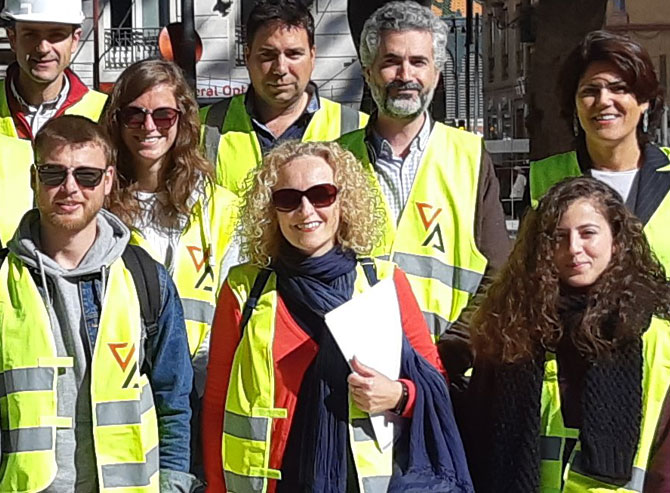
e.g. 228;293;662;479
111;0;133;29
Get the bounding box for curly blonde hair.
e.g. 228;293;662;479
240;140;386;266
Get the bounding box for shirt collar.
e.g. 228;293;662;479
369;112;431;159
244;81;320;120
10;74;70;112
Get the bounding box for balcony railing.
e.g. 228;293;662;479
104;28;161;70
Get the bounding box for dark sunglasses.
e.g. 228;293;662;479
118;106;181;129
34;164;107;188
272;184;338;212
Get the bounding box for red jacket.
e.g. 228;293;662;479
3;63;102;140
202;267;446;492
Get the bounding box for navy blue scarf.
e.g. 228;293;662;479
274;242;474;493
274;243;356;493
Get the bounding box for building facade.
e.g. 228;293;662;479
481;0;535;140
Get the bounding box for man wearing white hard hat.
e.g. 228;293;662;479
0;0;107;140
0;0;107;249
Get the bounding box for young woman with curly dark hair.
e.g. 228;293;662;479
462;177;670;492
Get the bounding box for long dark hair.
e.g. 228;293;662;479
559;30;665;147
103;59;213;229
473;177;670;364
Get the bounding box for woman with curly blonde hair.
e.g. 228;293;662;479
203;140;474;492
102;59;239;395
461;177;670;492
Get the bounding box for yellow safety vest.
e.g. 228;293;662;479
539;317;670;492
130;183;239;363
222;260;396;493
0;79;108;139
530;149;670;273
339;123;488;340
199;94;368;195
0;134;33;246
0;253;160;492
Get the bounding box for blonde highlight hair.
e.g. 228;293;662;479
240;140;386;266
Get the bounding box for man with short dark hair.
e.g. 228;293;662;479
0;115;196;492
200;0;368;195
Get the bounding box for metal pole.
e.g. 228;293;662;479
92;0;100;90
465;0;472;131
474;13;480;134
452;18;459;121
177;0;197;90
159;0;170;27
663;105;668;147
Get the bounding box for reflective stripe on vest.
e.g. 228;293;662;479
0;80;108;138
0;253;160;491
0;134;33;245
538;318;670;492
223;260;396;492
130;183;238;359
199;95;369;195
530;150;670;273
339;124;487;341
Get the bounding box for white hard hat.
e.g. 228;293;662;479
1;0;85;25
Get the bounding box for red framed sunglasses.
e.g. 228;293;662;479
271;184;339;212
118;106;181;129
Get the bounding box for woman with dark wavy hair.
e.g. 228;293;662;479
102;59;239;394
530;30;670;273
463;177;670;492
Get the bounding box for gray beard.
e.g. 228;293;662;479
369;82;435;120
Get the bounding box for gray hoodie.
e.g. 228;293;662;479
8;208;130;492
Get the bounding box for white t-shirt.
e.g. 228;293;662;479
134;191;183;269
590;168;639;203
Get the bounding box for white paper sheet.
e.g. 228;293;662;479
325;278;403;451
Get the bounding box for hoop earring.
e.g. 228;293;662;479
642;110;649;133
573;113;581;137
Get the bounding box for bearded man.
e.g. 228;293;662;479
339;2;510;364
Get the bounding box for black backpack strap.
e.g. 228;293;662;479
239;268;272;336
358;257;379;286
121;244;162;372
0;248;8;267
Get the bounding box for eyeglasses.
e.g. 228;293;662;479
34;164;108;188
271;184;338;212
118;106;181;129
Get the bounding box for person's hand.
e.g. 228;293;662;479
347;356;403;414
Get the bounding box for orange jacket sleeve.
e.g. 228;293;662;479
202;281;242;492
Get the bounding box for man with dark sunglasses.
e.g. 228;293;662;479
199;0;368;196
0;115;197;492
339;3;510;375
